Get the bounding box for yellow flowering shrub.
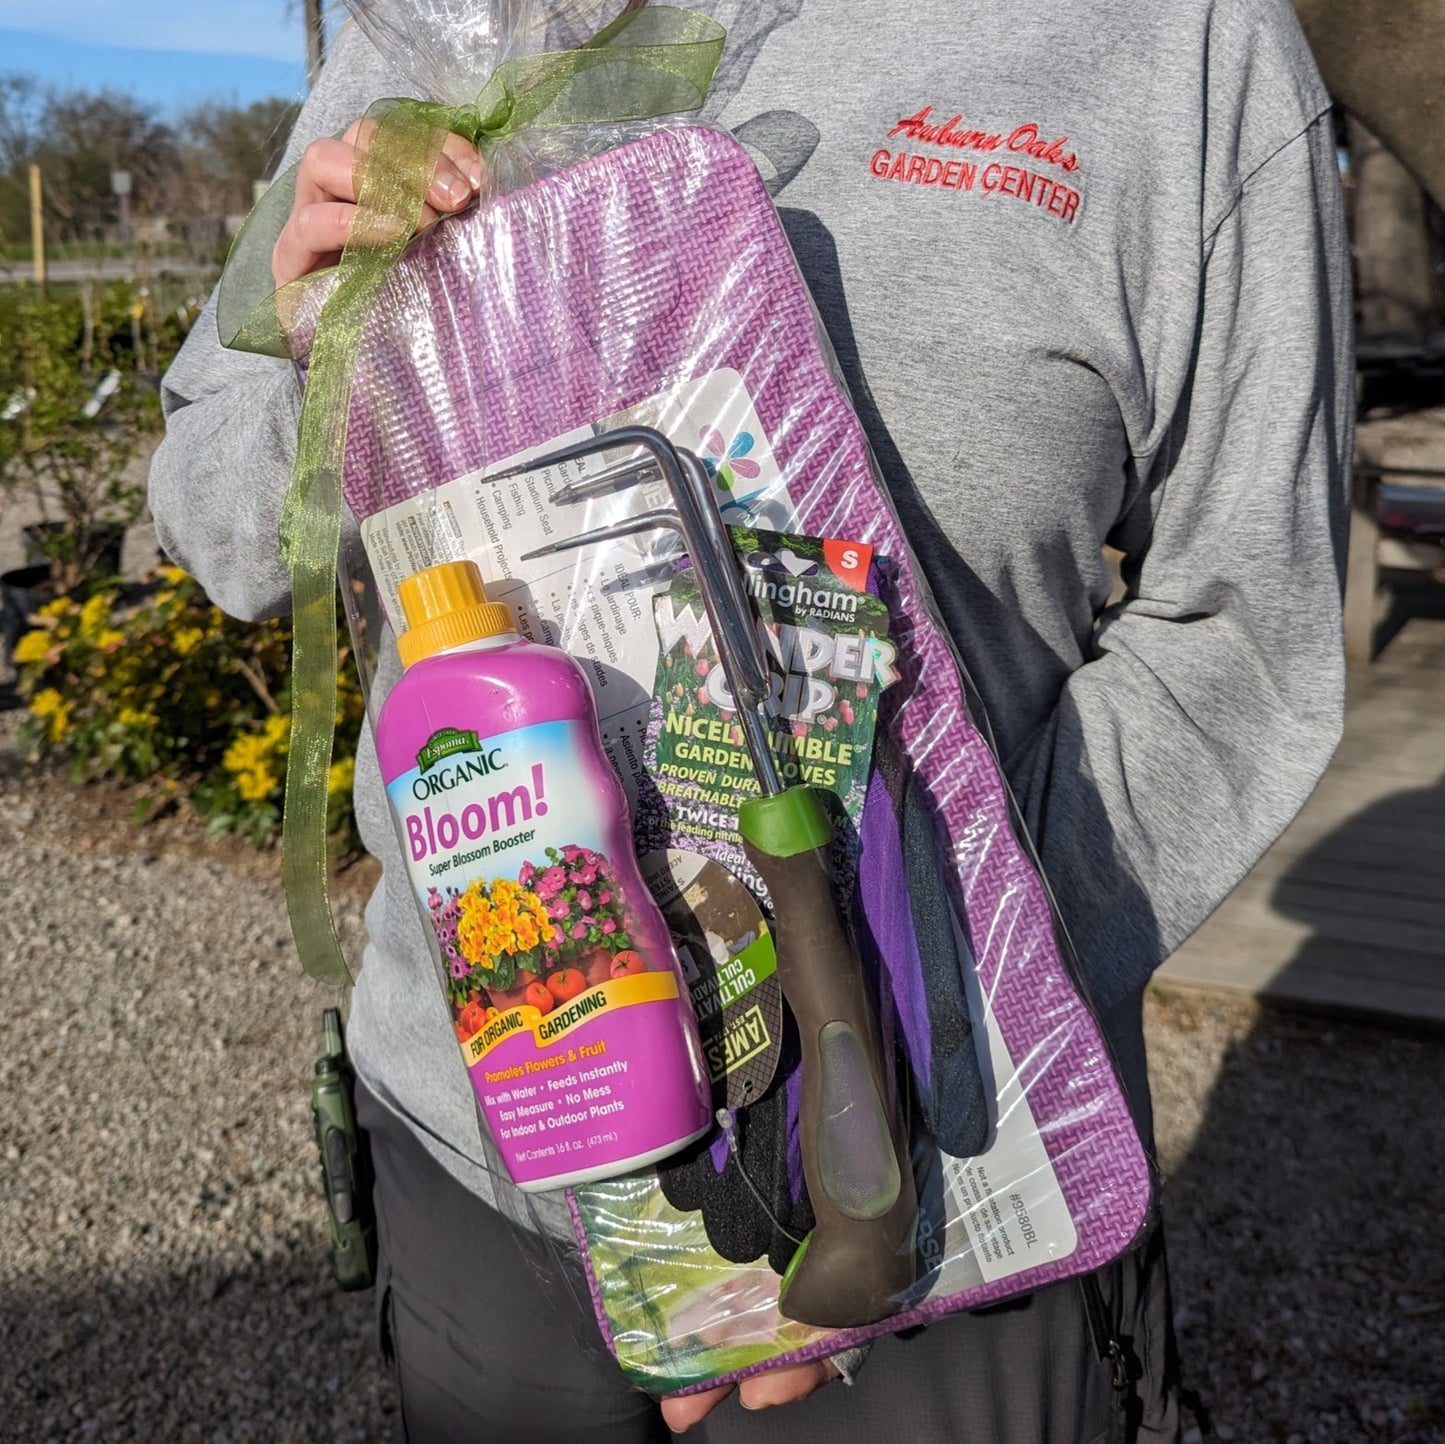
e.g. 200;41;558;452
28;688;72;745
13;566;364;851
10;631;55;667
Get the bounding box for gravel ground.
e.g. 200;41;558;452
1;704;1441;1443
1148;990;1444;1443
0;706;396;1443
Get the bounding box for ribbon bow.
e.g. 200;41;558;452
218;7;725;987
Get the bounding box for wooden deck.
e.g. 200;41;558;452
1157;606;1445;1025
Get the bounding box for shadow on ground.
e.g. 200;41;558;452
0;1254;394;1444
0;708;396;1444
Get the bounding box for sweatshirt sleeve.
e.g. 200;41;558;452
147;23;395;623
1004;113;1353;1010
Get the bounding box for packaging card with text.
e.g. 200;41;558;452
632;529;897;903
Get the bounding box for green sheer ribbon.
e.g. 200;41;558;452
218;7;725;988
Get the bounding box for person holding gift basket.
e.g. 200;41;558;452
150;0;1351;1439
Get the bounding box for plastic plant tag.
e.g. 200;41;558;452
641;849;783;1109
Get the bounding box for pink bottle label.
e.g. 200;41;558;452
386;717;709;1187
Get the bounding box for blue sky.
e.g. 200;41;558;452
0;2;314;110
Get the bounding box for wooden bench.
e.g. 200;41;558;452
1344;342;1445;662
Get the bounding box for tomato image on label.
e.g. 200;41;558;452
523;980;556;1014
546;968;588;1004
456;998;489;1038
610;950;646;979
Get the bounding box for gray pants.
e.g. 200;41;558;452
357;991;1181;1443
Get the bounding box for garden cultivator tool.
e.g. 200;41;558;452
501;425;918;1328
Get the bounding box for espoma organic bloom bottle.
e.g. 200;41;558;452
374;560;711;1190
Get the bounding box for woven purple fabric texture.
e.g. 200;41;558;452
335;125;1152;1375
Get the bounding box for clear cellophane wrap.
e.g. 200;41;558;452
227;0;1154;1396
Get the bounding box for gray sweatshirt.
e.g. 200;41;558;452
149;0;1352;1206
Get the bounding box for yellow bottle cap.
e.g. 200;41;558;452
396;560;515;668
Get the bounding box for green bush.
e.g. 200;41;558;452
1;283;198;592
12;565;363;852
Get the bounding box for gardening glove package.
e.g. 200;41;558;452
218;0;1154;1396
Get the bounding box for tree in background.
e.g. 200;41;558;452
180;97;300;220
0;74;41;171
39;92;177;242
0;73;43;244
0;77;298;252
1348;120;1444;340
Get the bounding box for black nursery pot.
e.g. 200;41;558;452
0;563;54;672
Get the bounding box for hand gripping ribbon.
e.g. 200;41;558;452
217;8;725;987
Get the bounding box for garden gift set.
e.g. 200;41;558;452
220;0;1153;1393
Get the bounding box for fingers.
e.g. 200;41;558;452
294;137;362;208
738;1360;837;1412
274;131;367;287
659;1383;733;1434
298;132;479;214
441;131;486;193
271;120;484;289
658;1361;839;1433
340;117;370;146
273;199;345;288
289;200;356;262
359;122;479;212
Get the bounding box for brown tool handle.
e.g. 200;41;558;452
739;787;917;1328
